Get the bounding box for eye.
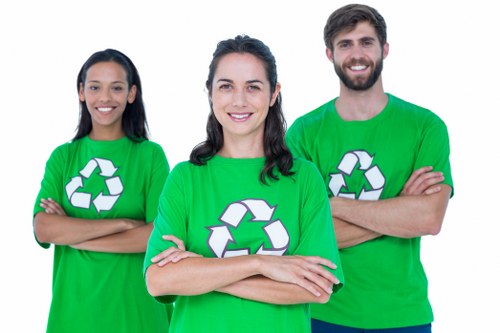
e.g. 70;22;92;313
247;85;261;92
361;39;375;47
219;83;232;90
88;85;99;91
337;41;350;49
112;85;125;92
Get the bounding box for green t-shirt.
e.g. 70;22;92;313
33;136;170;333
286;94;454;329
144;156;344;333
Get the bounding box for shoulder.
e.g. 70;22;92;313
134;139;165;153
291;157;323;180
388;94;446;125
289;99;336;130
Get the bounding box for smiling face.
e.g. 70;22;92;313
327;21;388;91
210;52;280;151
79;61;137;140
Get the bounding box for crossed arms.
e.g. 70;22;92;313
333;166;452;249
33;199;151;253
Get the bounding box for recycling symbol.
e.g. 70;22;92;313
207;199;290;258
329;150;385;200
65;157;124;213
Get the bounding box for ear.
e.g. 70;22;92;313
326;48;334;63
128;85;137;103
78;82;85;102
382;42;389;59
270;82;281;107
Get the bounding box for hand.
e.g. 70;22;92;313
401;166;444;196
258;255;339;297
151;235;202;266
40;198;66;216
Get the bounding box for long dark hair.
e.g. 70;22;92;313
190;35;294;184
73;48;149;141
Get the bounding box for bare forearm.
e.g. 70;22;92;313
333;217;381;249
146;256;260;297
71;223;153;253
217;275;331;304
33;212;138;245
331;186;451;238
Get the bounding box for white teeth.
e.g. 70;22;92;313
231;113;250;119
351;65;367;71
98;107;113;112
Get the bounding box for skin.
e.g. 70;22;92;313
325;21;451;249
33;61;150;253
145;52;340;305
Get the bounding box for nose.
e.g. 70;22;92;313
350;44;365;59
99;88;112;102
232;88;247;107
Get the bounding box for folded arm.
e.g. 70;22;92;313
331;166;451;247
146;236;339;305
33;198;145;248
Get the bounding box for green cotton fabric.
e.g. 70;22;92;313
286;93;454;329
33;135;170;333
144;156;344;333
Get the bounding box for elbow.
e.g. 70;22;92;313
145;268;164;297
33;214;51;244
419;214;444;236
145;265;178;297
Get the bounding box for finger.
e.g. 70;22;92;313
423;185;441;195
294;277;325;297
302;256;337;270
171;251;202;263
162;235;185;251
406;166;433;185
303;271;335;294
151;247;181;263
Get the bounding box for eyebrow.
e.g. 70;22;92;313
336;36;376;45
216;78;264;84
86;80;127;85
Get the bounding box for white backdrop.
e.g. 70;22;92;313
1;1;497;331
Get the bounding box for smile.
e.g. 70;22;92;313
97;107;113;112
229;113;251;120
350;65;367;71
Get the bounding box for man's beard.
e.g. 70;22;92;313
334;57;383;91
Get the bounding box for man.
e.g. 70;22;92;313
286;4;453;333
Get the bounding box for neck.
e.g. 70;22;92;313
217;134;265;159
89;127;126;141
336;80;388;121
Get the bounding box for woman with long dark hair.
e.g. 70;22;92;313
33;49;170;333
144;35;344;333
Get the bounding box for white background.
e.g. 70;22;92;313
1;0;497;331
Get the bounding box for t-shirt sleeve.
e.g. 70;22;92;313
291;161;344;294
416;115;454;197
145;144;170;223
286;119;310;160
32;145;67;249
144;164;187;303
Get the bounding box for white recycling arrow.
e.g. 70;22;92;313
242;199;275;221
95;158;118;177
220;203;247;227
329;150;385;200
80;159;98;178
208;226;234;258
70;192;92;209
93;193;120;213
